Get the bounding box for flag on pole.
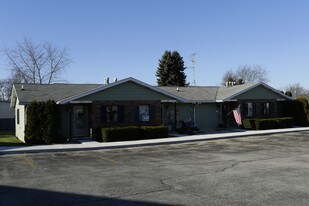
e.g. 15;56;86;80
233;105;242;126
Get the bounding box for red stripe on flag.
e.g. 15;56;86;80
233;106;242;126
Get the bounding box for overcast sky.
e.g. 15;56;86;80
1;0;308;89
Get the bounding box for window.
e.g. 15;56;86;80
139;105;150;122
74;107;87;127
245;102;253;117
106;106;118;122
17;109;20;125
101;105;124;123
263;102;270;116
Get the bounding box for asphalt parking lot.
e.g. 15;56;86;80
1;131;309;206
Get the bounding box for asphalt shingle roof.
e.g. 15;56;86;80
158;83;261;102
217;82;258;100
158;86;219;102
14;83;101;104
13;80;286;105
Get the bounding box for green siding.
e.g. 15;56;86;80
195;104;219;131
60;106;70;138
77;81;175;101
177;103;193;122
164;103;220;132
234;85;285;100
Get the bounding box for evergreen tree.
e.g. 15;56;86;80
25;100;61;144
25;101;45;144
43;100;61;143
156;50;187;86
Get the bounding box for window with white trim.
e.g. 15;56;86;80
245;102;253;117
139;105;150;122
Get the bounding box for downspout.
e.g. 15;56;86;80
193;102;200;124
68;103;72;140
174;102;177;130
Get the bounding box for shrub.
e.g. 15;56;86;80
242;119;256;130
141;126;168;139
102;126;141;142
297;97;309;125
277;117;294;128
43;100;61;143
25;101;44;144
243;117;293;130
255;119;276;130
100;125;169;142
92;127;103;142
283;98;309;126
25;100;61;144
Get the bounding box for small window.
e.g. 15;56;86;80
245;102;253;117
17;109;20;125
106;106;118;122
139;105;150;122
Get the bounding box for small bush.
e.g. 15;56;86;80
100;125;169;142
277;117;294;128
242;119;256;130
92;127;103;142
102;126;141;142
243;117;293;130
255;119;276;130
141;126;168;139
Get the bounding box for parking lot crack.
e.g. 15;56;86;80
160;178;202;198
214;162;239;173
120;186;172;198
212;154;309;174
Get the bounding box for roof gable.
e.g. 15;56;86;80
160;82;292;102
76;81;179;101
58;77;185;104
219;82;292;101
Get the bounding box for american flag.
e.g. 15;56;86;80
233;105;242;126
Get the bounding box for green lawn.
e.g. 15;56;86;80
0;134;25;146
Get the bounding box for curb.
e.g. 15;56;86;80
1;127;309;155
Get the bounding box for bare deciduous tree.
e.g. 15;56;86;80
3;38;72;85
285;83;309;99
221;69;236;85
0;75;24;101
0;79;7;100
237;64;269;83
222;64;269;85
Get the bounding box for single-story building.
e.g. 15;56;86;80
10;77;292;142
0;101;15;132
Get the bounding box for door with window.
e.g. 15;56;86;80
72;106;89;137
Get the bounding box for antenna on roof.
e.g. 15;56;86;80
189;53;196;86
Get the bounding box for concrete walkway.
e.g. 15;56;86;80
1;127;309;155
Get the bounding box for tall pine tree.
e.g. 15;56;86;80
156;50;187;86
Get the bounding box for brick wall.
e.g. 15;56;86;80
91;100;162;129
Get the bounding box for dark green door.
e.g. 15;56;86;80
72;106;89;137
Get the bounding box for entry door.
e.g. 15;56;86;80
72;106;89;137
